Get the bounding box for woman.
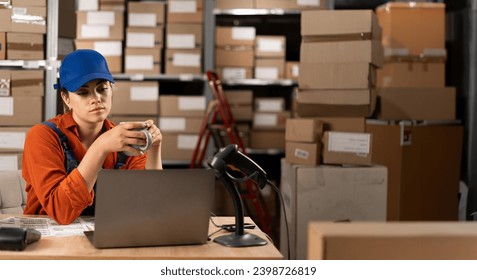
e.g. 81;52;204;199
22;49;162;225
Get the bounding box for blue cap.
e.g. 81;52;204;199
54;49;114;92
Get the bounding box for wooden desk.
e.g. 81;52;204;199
308;221;477;260
0;215;282;260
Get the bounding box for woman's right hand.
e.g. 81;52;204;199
98;122;149;156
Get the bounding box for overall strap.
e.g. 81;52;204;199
42;121;79;175
115;152;127;169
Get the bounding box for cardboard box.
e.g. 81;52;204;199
215;0;254;9
255;58;285;80
253;111;290;130
0;70;9;96
285;141;321;165
216;67;253;80
255;97;285;112
376;87;456;121
218;123;250;148
75;40;123;73
0;9;12;32
125;47;162;75
376;2;445;57
158;117;202;133
366;122;463;221
315;117;366;133
230;106;253;121
250;130;285;149
255;36;286;58
308;222;477;260
11;6;46;34
167;0;203;24
166;23;203;49
0;152;23;171
76;11;124;40
280;159;387;259
300;40;384;68
128;1;165;27
295;88;376;118
215;47;255;68
224;90;253;105
377;61;445;88
12;0;46;6
99;2;126;11
0;96;43;126
126;26;164;48
285;61;299;81
299;62;376;90
0;32;5;59
159;95;206;117
0;127;30;152
165;49;202;75
322;131;373;166
110;81;159;115
215;26;255;47
11;69;44;96
285;118;323;142
301;10;381;41
7;32;44;60
161;132;199;161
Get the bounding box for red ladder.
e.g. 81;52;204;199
190;71;272;234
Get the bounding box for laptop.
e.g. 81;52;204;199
85;169;215;249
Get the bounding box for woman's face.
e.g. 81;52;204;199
62;79;113;126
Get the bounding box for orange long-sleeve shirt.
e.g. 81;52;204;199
22;111;146;224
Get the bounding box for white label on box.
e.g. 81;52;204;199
222;68;247;80
0;97;13;116
167;34;195;49
292;65;299;77
0;155;17;171
294;148;309;160
254;113;277;126
328;132;370;154
169;0;197;13
255;67;279;80
126;55;154;70
257;38;282;53
0;132;25;150
178;96;205;111
172;53;201;67
81;25;109;39
423;48;447;57
232;27;256;41
94;41;122;56
297;0;320;6
77;0;99;11
128;13;157;27
86;11;115;25
177;134;198;150
12;7;26;15
257;100;282;112
130;86;158;101
0;88;9;97
159;117;186;131
127;33;155;48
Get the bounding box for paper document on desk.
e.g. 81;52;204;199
0;216;94;237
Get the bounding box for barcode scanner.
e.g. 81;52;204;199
0;227;41;251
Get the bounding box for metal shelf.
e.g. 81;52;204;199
112;73;206;82
245;148;284;155
214;8;301;15
221;78;297;86
0;60;47;68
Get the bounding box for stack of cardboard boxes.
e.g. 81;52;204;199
281;9;388;259
367;2;463;221
215;26;256;80
125;1;165;75
59;0;125;73
0;0;46;170
165;0;203;75
251;97;289;149
0;0;46;60
254;36;286;80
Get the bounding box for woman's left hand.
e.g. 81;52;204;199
145;120;162;146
